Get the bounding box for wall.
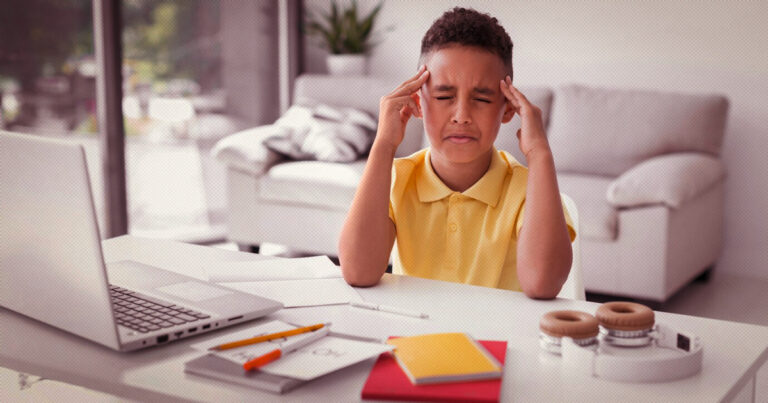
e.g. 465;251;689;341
221;0;279;125
303;0;768;280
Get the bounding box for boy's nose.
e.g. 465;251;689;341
451;100;472;124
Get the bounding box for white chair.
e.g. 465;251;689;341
557;193;585;300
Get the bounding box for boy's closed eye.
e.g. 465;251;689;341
434;96;493;103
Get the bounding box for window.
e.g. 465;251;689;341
0;0;280;242
120;0;279;242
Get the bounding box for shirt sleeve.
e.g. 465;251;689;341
388;162;398;224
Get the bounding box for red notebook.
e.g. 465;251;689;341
361;340;507;402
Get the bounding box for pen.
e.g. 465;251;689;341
208;323;327;351
349;301;429;319
243;326;330;371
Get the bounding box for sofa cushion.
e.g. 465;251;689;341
258;160;366;210
294;74;425;159
557;174;617;241
606;153;725;208
262;105;377;162
548;85;729;177
212;126;286;175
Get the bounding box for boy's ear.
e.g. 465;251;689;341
501;99;515;123
410;92;423;119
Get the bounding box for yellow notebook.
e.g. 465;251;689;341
387;333;502;385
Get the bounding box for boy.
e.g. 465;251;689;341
338;7;575;299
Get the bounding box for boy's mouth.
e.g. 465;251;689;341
445;135;476;144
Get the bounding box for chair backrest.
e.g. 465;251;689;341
557;193;585;300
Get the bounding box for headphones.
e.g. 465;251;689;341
539;302;702;383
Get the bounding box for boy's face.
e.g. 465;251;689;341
418;45;514;166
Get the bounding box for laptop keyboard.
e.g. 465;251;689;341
109;285;211;333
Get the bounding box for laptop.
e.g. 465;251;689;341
0;131;283;351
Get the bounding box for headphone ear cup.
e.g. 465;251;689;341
539;310;599;340
596;301;655;331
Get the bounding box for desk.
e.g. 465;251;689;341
1;236;766;402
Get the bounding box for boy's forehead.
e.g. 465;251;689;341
423;46;507;89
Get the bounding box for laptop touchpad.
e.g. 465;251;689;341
156;281;234;302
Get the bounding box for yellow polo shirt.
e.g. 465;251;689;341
388;147;575;291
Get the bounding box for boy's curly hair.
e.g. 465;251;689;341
420;7;513;78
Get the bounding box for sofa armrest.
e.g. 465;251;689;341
212;126;286;175
606;153;725;208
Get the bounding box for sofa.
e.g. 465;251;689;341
213;74;728;303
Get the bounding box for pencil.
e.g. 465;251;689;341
208;323;327;351
243;327;330;370
350;301;429;319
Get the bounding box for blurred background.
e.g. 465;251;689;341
1;0;281;242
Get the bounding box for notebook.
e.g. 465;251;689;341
185;327;388;394
0;131;283;352
361;339;507;402
387;333;502;384
185;354;304;394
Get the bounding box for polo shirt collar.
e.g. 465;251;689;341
417;148;507;207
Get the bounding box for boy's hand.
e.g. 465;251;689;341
375;66;430;152
500;76;551;160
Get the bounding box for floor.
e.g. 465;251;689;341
3;253;767;401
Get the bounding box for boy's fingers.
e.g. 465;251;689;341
499;79;515;100
392;66;426;92
399;98;420;120
414;64;426;77
392;70;429;97
410;93;422;117
386;94;419;114
500;80;521;110
506;78;532;107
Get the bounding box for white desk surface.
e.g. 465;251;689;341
1;235;766;402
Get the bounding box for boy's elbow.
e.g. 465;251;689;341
518;250;572;299
519;265;569;300
340;263;382;287
522;283;561;300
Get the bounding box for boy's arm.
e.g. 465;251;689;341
338;67;430;286
500;77;573;299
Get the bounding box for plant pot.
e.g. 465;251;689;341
327;54;368;75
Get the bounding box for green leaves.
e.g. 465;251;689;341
305;0;383;54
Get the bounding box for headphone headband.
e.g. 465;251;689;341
561;324;703;382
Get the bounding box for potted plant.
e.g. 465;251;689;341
304;0;384;75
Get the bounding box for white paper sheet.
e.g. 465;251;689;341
191;320;393;381
220;278;362;307
205;256;342;282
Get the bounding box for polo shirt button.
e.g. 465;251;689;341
449;223;458;232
